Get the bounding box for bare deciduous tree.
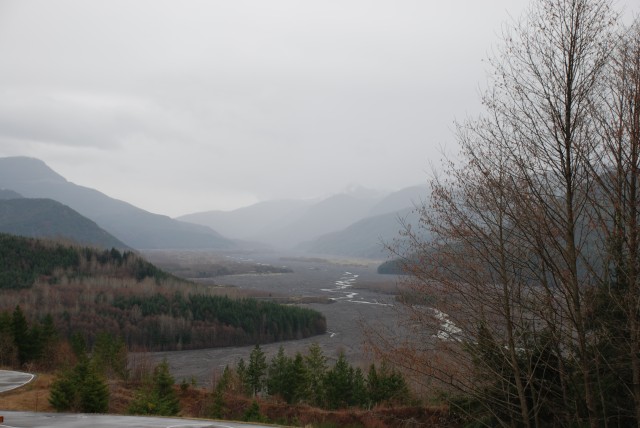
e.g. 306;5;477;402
369;1;640;427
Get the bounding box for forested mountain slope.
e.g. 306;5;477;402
297;207;420;259
0;198;128;249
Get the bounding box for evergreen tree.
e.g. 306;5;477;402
128;359;179;416
367;364;380;405
324;352;353;409
49;359;109;413
288;352;306;404
304;343;327;406
11;305;29;365
152;360;180;415
39;314;58;366
352;367;368;408
92;332;128;380
0;311;17;366
267;346;291;400
49;369;77;411
367;361;409;406
236;358;248;394
243;400;265;423
70;332;87;360
75;359;109;413
209;366;233;419
246;345;267;396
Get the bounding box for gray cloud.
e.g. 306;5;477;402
0;0;635;216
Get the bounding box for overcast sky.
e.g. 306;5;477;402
0;1;636;217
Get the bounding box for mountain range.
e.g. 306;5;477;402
0;156;426;258
0;195;128;249
0;157;233;250
178;185;427;258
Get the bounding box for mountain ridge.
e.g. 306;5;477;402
0;197;129;249
180;185;427;256
0;156;234;250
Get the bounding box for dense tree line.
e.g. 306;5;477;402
376;259;406;275
0;306;58;367
3;289;325;352
113;293;326;349
208;343;409;420
0;233;168;289
373;1;640;427
0;306;126;414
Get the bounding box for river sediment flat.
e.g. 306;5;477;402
147;254;400;387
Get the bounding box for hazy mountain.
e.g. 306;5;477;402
0;157;234;249
0;189;23;199
293;186;429;258
0;198;128;249
179;188;388;249
367;185;427;217
251;192;386;249
179;185;429;252
178;199;312;240
296;207;420;259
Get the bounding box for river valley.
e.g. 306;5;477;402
143;252;401;388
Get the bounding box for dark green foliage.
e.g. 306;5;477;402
48;369;77;411
92;332;129;380
267;347;306;404
351;368;368;408
12;305;30;364
267;346;291;399
324;353;354;409
246;345;267;396
128;359;180;416
304;343;328;407
3;306;59;367
236;358;248;394
243;400;265;422
0;234;80;289
112;292;326;349
288;353;307;404
230;344;411;411
208;366;233;419
75;359;110;413
151;360;180;415
0;311;17;366
48;330;127;413
70;332;88;360
366;361;409;407
49;359;109;413
0;233;167;289
130;258;168;282
377;258;407;275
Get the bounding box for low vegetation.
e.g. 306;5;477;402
143;249;293;279
0;310;452;426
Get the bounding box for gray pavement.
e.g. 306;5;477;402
0;411;276;428
0;371;34;394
